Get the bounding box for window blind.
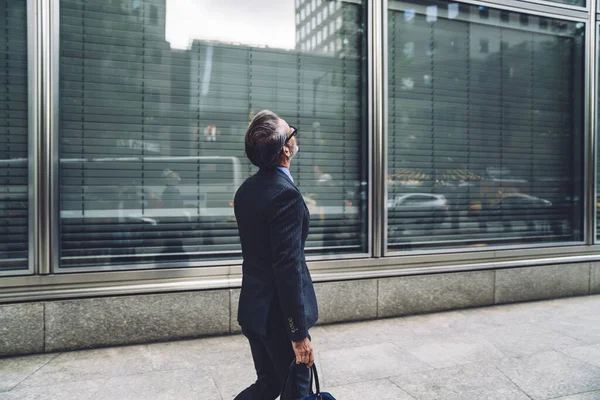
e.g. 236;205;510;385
0;0;28;271
387;1;584;251
59;0;367;269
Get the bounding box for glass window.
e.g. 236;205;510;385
59;0;368;269
296;13;300;24
0;0;29;271
317;11;322;25
323;6;328;20
388;1;585;251
329;2;335;14
330;21;335;35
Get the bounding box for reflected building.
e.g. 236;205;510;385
61;0;174;157
295;0;363;56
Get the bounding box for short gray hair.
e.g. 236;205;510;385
244;110;286;168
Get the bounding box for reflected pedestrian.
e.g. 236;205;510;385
160;168;187;260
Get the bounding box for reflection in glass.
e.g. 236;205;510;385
59;0;368;268
0;0;28;271
387;1;585;251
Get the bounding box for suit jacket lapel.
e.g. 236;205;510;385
274;168;310;217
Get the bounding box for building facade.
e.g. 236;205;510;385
1;0;599;356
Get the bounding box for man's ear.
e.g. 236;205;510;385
283;146;291;157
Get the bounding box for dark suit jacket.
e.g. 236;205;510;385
234;168;318;341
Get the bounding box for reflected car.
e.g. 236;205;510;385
388;193;449;228
490;193;552;221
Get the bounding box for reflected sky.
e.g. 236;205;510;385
165;0;296;50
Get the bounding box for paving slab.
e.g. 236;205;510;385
0;355;57;393
329;379;415;400
561;344;600;369
554;392;600;400
319;342;434;387
17;345;153;388
390;363;531;400
90;369;219;400
0;379;106;400
496;351;600;400
396;333;506;368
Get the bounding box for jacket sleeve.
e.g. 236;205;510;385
267;187;308;342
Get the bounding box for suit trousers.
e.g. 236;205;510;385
234;305;311;400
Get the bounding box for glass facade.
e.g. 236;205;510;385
387;1;585;251
0;0;599;280
58;0;368;268
0;0;28;272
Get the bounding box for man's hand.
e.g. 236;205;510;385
292;337;314;368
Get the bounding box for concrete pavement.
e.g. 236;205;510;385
1;295;599;400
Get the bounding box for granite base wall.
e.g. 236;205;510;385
1;262;596;357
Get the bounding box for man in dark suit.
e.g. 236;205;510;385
234;110;318;400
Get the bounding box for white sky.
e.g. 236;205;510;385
165;0;296;50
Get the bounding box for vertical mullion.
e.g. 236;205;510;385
38;0;60;274
28;0;40;275
372;0;385;257
38;0;49;274
49;0;60;272
589;0;598;244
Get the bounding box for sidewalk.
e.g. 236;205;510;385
1;295;599;400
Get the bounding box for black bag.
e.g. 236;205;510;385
282;360;336;400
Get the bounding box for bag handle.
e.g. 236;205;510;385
282;359;320;399
309;362;321;394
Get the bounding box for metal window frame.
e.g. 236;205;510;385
587;5;598;244
27;0;40;276
366;0;376;259
519;0;589;12
593;11;599;243
387;0;590;19
383;0;593;257
2;242;600;303
373;0;386;258
37;0;60;275
0;0;40;277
